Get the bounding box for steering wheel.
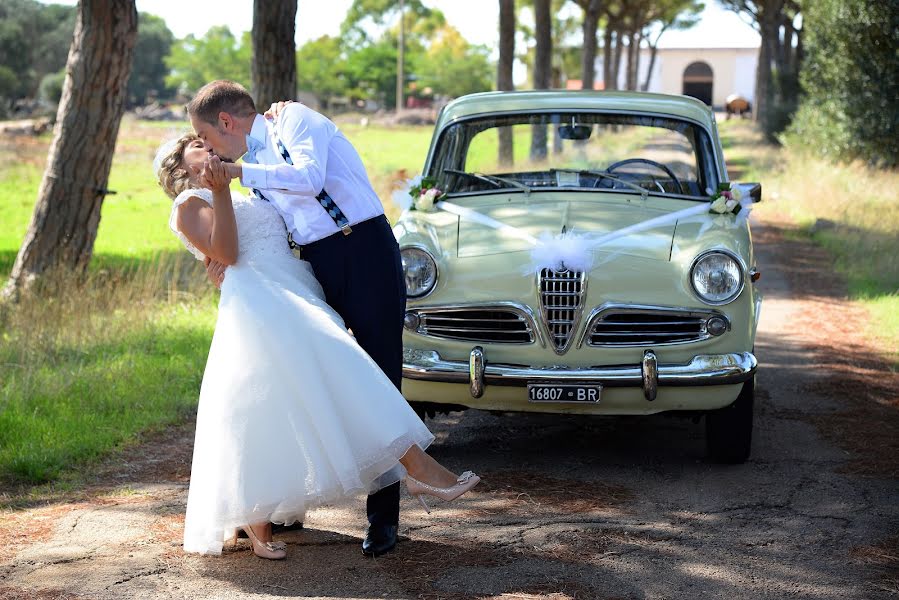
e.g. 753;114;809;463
606;158;685;195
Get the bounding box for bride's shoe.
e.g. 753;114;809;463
242;525;287;560
405;471;481;513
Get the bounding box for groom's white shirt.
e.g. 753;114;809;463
239;105;384;245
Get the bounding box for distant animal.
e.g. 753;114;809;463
725;94;751;119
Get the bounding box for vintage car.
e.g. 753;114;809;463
394;91;761;463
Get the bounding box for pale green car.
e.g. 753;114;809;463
395;90;762;463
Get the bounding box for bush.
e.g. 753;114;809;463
38;69;65;105
788;0;899;167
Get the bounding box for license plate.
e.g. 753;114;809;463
527;383;601;403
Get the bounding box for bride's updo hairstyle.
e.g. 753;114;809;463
155;133;200;200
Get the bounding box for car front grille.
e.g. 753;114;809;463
538;268;586;354
414;307;535;344
584;307;720;347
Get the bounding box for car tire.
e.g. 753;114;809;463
705;376;754;464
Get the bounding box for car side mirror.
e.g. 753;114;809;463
735;182;761;203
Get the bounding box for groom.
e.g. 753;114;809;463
188;80;407;557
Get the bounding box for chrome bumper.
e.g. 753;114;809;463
403;347;757;401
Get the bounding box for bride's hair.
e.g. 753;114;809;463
155;133;200;200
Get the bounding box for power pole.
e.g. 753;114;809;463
396;0;405;112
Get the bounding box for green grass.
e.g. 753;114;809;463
0;117;434;487
0;299;214;484
719;119;899;364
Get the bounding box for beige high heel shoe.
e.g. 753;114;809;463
242;524;287;560
405;471;481;513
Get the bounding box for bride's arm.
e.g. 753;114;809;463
175;156;239;265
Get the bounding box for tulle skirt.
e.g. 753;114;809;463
182;251;434;555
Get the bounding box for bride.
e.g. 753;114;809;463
155;134;480;560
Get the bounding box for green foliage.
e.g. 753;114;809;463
344;38;400;108
412;27;493;99
38;69;65;105
787;0;899;167
128;13;175;105
0;66;17;117
341;0;439;48
0;0;75;100
296;36;349;103
164;26;252;94
0;2;175;108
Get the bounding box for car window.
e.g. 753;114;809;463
429;112;718;199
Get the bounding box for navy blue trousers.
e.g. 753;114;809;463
300;215;407;527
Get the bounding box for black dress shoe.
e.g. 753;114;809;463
237;522;303;538
361;524;398;557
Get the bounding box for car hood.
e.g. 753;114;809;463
456;199;677;261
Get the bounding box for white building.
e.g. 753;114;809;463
591;46;759;108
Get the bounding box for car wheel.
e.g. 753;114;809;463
705;376;754;464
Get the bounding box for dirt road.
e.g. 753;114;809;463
1;217;897;600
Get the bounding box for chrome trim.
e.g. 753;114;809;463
469;347;485;398
688;248;747;306
642;350;658;401
403;348;757;392
400;244;439;300
578;303;731;349
404;301;546;347
537;268;587;355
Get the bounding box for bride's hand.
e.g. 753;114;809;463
264;100;298;120
201;155;230;193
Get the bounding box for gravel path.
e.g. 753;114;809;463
1;216;897;600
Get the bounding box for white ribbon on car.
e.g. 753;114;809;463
432;191;754;274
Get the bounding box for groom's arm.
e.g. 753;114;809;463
238;103;333;197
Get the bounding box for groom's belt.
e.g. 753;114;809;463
294;214;388;252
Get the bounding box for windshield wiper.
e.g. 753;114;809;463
480;172;532;194
444;168;532;194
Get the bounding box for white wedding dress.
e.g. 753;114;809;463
170;188;434;555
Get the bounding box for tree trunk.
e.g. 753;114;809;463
611;28;624;90
626;29;640;90
530;0;551;161
642;26;667;92
498;0;515;166
753;2;783;123
396;0;405;112
251;0;297;110
602;25;613;89
3;0;138;299
580;0;601;90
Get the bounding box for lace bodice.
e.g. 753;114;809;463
170;188;293;262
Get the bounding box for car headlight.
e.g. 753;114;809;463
690;250;744;305
401;247;438;298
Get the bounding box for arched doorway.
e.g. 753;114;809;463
683;61;714;106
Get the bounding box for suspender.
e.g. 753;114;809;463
252;128;353;243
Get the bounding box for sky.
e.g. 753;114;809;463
41;0;760;50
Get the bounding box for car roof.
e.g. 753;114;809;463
436;90;716;131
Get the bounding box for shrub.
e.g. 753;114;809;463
38;69;65;105
787;0;899;167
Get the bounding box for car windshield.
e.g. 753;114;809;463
427;112;719;199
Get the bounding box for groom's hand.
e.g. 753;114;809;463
204;256;226;289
